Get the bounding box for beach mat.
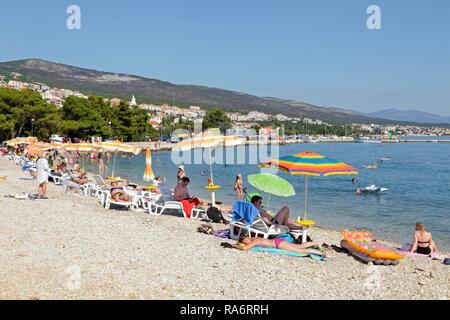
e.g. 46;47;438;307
251;247;324;261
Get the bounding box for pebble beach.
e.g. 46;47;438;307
0;156;449;300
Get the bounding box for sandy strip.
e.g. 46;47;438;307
0;156;448;300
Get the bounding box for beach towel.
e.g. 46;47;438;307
232;201;259;223
180;198;200;218
251;247;324;261
399;244;431;257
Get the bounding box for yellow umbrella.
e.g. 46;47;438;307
94;141;142;177
143;147;155;182
62;142;96;152
6;137;38;147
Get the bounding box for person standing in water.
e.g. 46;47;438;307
234;174;243;199
177;165;186;184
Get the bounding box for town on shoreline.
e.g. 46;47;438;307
2;72;450;148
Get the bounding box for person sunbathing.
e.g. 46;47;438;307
251;195;300;230
110;181;132;202
233;234;325;257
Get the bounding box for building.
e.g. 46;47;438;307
8;80;25;90
130;95;137;106
110;98;121;107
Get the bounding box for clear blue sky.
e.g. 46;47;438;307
1;0;449;115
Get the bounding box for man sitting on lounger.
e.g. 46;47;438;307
251;195;300;230
173;177;200;218
234;234;325;257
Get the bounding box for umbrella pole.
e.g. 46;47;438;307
209;147;216;207
209;147;214;185
112;152;117;177
302;175;309;244
304;175;308;220
267;194;271;214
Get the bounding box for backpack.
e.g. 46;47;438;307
207;207;228;224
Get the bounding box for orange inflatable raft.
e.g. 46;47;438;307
341;231;404;265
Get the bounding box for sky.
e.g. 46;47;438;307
1;0;449;115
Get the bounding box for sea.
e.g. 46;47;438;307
84;136;450;251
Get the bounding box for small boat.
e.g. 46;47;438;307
379;156;391;162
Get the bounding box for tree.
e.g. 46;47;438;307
202;108;231;132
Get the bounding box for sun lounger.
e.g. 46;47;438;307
229;201;290;240
99;189;139;211
147;195;206;219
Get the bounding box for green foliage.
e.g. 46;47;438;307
202;108;231;132
0;88;157;142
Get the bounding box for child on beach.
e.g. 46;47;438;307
234;234;326;257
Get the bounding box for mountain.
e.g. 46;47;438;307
363;108;450;124
0;59;401;124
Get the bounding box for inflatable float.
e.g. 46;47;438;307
362;185;388;194
341;231;404;265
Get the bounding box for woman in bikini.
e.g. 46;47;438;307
233;234;326;257
410;222;438;255
110;181;132;202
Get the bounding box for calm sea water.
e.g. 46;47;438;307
85;138;450;251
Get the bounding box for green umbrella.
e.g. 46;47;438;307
248;174;295;212
248;174;296;197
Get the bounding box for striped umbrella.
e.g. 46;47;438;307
143;147;155;182
263;151;358;222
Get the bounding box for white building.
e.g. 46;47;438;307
130;95;137;106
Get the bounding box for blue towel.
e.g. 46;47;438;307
232;201;260;224
251;247;324;261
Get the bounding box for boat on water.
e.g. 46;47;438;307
354;137;382;143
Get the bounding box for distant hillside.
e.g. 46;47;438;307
0;58;389;124
363;108;450;124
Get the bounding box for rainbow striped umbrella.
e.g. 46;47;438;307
263;151;358;222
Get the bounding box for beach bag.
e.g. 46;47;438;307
207;207;227;224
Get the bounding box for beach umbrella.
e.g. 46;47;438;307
94;141;142;177
6;137;38;147
262;151;358;241
61;143;98;171
24;142;60;156
143;147;155;182
173;133;238;207
173;133;226;184
248;173;295;211
248;174;295;197
62;142;96;152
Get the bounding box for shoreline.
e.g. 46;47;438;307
0;156;449;300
